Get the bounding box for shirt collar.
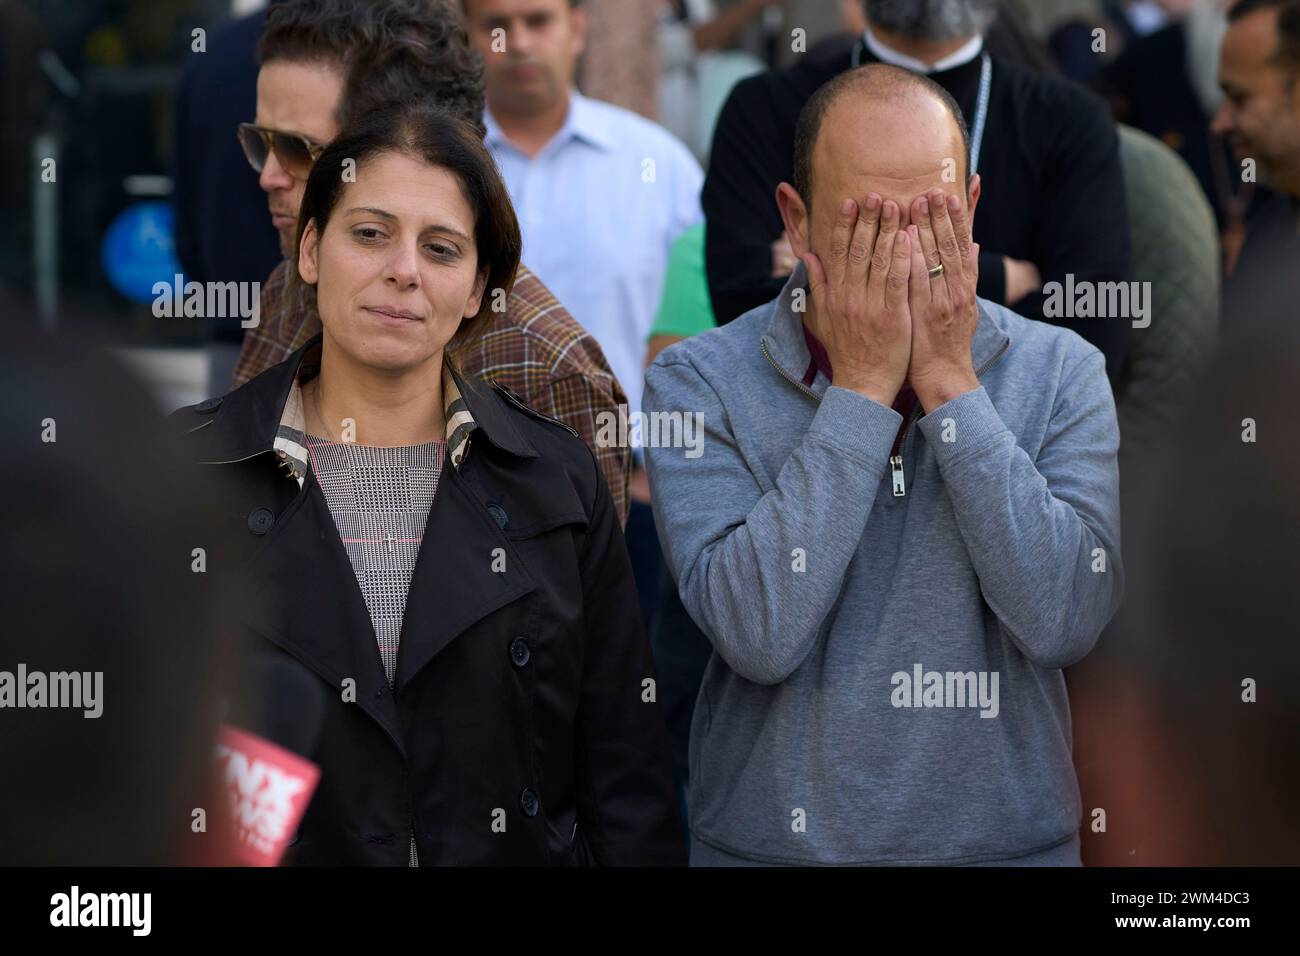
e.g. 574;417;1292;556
271;338;477;488
483;89;617;156
799;321;917;410
482;106;506;149
861;25;984;74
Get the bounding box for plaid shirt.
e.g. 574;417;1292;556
234;259;632;523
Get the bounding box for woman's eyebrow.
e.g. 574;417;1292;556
421;224;472;243
345;206;471;242
346;206;397;221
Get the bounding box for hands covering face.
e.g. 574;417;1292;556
801;188;982;412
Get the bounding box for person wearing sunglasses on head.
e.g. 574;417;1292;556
173;101;684;866
227;0;633;526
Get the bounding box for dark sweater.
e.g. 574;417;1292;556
702;39;1132;380
1223;193;1300;337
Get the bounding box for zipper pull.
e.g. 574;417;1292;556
890;454;906;497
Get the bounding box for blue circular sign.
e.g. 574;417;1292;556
101;201;184;304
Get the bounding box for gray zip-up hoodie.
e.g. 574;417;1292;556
643;263;1123;865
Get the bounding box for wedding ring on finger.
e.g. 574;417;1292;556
928;262;945;279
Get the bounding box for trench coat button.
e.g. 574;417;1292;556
509;638;530;667
487;503;508;528
247;508;275;535
194;396;223;413
519;788;539;817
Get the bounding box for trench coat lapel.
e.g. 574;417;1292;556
237;475;406;754
393;418;538;693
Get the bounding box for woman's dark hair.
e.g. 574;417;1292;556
296;102;522;355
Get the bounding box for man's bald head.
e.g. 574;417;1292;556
776;63;981;273
792;64;971;214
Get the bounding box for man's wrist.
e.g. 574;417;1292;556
838;378;902;408
913;369;980;412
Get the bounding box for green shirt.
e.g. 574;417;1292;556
650;223;715;339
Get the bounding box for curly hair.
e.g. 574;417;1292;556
258;0;487;139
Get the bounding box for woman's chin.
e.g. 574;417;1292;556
344;336;442;374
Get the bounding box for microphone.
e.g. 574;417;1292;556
213;655;326;866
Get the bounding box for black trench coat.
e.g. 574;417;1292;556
171;338;684;865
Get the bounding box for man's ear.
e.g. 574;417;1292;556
464;265;489;319
967;173;981;228
569;4;587;62
297;220;320;285
775;182;810;259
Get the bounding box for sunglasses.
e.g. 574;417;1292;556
237;123;326;179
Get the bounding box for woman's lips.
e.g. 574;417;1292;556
364;306;423;322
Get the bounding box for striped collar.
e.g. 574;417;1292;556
272;338;476;489
184;334;540;480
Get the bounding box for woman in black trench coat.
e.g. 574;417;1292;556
170;103;683;865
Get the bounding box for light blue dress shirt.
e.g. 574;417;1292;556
485;90;704;432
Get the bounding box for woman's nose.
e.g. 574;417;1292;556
385;242;421;287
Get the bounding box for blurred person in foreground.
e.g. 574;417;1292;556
0;319;231;864
644;64;1123;866
170;103;682;866
1075;325;1300;865
1213;0;1300;331
228;0;631;523
703;0;1132;382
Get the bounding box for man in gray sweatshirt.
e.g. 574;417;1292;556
643;64;1123;865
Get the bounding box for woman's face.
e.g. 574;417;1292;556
298;150;488;373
